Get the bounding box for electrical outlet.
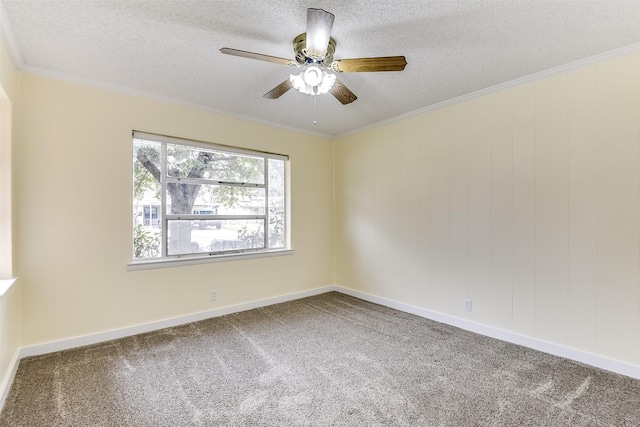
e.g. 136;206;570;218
210;289;217;301
464;299;472;312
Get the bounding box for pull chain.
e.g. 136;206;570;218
313;92;317;125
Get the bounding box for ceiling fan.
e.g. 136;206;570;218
220;8;407;105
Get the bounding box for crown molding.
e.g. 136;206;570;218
20;64;333;140
333;42;640;140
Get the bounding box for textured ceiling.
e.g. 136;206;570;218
2;1;640;137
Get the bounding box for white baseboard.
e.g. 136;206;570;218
0;349;21;412
334;285;640;380
20;285;336;359
6;283;638;413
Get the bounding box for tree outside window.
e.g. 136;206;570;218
132;132;287;261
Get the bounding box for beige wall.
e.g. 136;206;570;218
335;52;640;366
15;73;334;346
0;33;15;279
0;34;21;397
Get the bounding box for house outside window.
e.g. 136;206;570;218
132;131;288;264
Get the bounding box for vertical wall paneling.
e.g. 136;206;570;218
449;103;469;317
511;84;537;336
364;132;384;295
466;97;492;323
428;108;451;312
420;115;432;305
596;54;640;363
399;117;425;304
18;76;56;344
567;65;598;353
381;124;402;300
50;81;81;340
85;91;133;333
490;91;514;329
355;133;380;294
335;133;364;290
534;74;570;344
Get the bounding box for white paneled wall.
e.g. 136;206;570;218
567;66;598;353
595;55;640;361
335;52;640;365
535;74;570;345
467;97;492;325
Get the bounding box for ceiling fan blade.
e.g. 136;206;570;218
332;56;408;72
263;79;293;99
306;8;335;60
220;48;297;67
330;79;357;105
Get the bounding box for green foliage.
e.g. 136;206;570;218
133;224;160;258
237;224;265;249
237;208;285;248
208;186;252;209
268;206;285;247
194;151;264;209
133;142;161;202
134;140;265;211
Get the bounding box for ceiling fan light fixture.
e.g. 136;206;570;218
290;65;336;96
304;66;323;86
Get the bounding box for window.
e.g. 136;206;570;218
132;131;288;265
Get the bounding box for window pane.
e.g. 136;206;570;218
214;186;266;215
167;143;264;184
167;219;265;255
132;131;289;263
166;184;265;215
133;139;162;259
268;158;285;248
211;220;265;252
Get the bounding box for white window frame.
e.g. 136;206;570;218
129;131;292;270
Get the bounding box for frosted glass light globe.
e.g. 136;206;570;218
303;66;323;86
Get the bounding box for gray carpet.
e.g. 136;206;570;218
1;292;639;426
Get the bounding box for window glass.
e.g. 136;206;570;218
133;139;162;258
166;144;264;184
166;185;266;216
132;133;288;262
167;219;265;255
268;158;285;248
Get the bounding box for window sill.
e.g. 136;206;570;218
0;278;18;300
127;249;294;271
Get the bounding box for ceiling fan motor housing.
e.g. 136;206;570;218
293;33;336;68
